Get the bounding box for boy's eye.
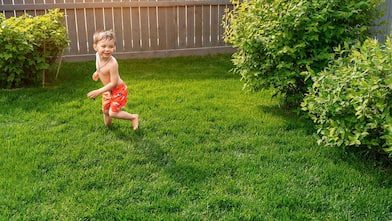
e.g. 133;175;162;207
100;45;113;48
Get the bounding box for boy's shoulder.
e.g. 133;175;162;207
108;56;118;68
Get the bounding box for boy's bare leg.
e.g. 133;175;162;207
103;111;112;126
109;110;139;130
131;114;139;130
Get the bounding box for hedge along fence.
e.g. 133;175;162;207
0;9;69;88
0;0;234;62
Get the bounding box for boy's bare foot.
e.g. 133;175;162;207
131;114;139;130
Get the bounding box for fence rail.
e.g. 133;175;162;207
1;0;234;61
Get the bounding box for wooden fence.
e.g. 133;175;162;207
2;0;392;61
375;0;392;42
0;0;234;61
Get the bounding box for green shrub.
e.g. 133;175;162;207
223;0;383;107
0;9;69;88
302;37;392;156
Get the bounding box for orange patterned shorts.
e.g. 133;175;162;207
102;82;128;112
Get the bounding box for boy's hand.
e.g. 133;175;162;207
87;90;99;99
92;72;99;81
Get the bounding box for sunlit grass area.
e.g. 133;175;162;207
1;54;392;220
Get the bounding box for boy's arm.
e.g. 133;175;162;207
87;62;119;99
92;71;99;81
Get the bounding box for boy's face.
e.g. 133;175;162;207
94;39;115;59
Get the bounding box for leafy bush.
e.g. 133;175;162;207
302;37;392;156
223;0;383;107
0;9;69;88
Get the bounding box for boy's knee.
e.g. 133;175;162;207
103;109;109;115
108;110;118;117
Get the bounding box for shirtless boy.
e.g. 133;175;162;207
87;30;139;130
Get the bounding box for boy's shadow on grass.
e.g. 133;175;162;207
109;126;170;168
108;125;147;145
110;125;212;186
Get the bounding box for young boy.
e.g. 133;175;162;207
87;30;139;130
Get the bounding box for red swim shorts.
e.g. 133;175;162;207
102;82;128;112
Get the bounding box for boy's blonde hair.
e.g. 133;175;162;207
93;29;116;45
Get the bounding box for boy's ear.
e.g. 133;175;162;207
93;44;97;51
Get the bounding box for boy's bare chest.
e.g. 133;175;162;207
98;67;111;83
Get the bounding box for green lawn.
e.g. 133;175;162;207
1;54;392;220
